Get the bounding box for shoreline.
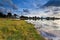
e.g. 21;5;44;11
0;18;45;40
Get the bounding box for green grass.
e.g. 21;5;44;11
0;18;45;40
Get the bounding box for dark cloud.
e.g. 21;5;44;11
23;9;29;13
53;8;60;11
0;2;4;6
0;0;18;10
43;0;60;7
0;7;5;12
22;9;30;15
44;10;50;13
12;4;18;10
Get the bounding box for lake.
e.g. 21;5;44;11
26;19;60;40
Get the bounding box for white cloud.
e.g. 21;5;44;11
24;6;60;17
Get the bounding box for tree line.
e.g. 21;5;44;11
0;12;60;20
20;16;60;20
0;12;17;18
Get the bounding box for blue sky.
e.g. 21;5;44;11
0;0;60;17
0;0;49;13
12;0;48;9
0;0;48;15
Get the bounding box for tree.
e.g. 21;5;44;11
0;12;4;17
13;14;17;18
0;12;7;18
7;12;12;18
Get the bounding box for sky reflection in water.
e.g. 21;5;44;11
26;20;60;40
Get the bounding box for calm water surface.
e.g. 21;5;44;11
26;20;60;40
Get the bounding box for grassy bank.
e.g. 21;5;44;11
0;18;45;40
